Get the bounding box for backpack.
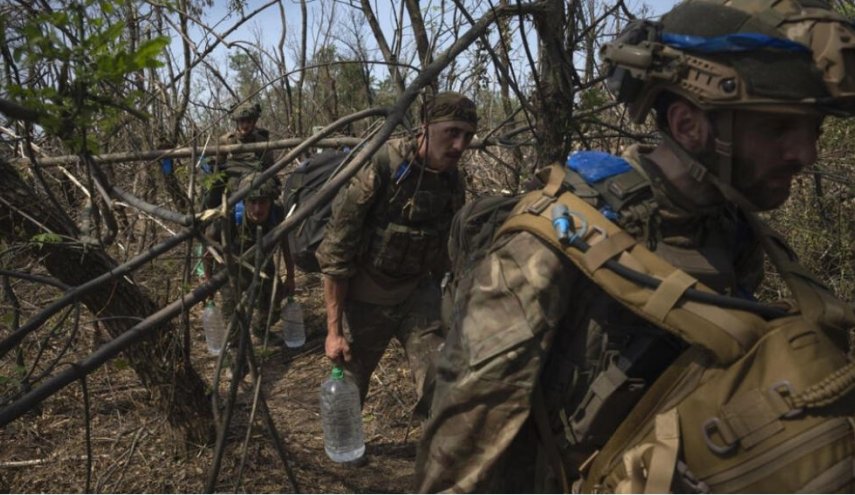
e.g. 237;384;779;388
282;150;350;273
441;194;520;332
283;146;405;273
490;159;855;493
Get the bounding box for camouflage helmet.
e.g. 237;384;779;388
233;102;262;121
706;0;855;111
601;0;855;123
238;173;278;201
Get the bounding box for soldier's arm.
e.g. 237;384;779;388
316;161;383;278
417;232;575;492
316;160;384;362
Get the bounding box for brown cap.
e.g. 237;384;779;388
422;92;478;127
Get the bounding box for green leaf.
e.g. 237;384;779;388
30;232;62;248
113;358;129;370
133;37;168;69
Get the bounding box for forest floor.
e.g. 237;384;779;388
0;271;421;493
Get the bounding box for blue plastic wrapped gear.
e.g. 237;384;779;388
566;151;632;183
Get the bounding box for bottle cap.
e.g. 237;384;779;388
331;366;344;380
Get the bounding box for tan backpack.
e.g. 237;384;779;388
497;164;855;493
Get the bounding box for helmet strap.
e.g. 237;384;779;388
713;111;734;186
659;127;759;213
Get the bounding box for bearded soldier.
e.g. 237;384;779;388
418;0;855;492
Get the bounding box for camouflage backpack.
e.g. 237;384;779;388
494;162;855;493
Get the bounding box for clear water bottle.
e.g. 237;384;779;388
202;300;226;356
320;366;365;463
281;297;306;348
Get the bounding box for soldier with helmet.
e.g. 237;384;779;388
203;102;277;210
202;173;296;364
417;0;855;492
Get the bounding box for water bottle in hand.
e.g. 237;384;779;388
320;366;365;462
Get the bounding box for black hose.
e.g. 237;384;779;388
568;236;789;320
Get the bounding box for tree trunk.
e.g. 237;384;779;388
531;0;575;166
0;158;213;446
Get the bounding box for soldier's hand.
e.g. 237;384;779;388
325;333;351;363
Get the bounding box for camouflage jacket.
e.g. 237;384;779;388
416;145;763;492
215;127;274;171
316;137;466;305
206;202;285;284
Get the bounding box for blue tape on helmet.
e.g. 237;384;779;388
661;32;810;54
567;151;632;183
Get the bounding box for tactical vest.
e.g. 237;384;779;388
494;153;855;492
219;128;272;172
360;142;463;279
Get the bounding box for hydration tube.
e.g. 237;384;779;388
550;204;788;320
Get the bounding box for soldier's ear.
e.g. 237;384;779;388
667;99;710;153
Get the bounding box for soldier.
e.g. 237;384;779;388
203;102;276;210
316;92;478;415
203;173;296;361
417;0;855;492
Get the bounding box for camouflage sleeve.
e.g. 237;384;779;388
417;231;577;493
315;160;384;278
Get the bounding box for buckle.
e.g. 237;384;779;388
527;194;557;215
688;161;707;183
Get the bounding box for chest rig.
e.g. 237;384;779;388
361;145;462;279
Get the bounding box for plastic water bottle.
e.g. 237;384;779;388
320;366;365;463
281;297;306;348
202;301;226;356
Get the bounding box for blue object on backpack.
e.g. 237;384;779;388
161;158;174;175
234;200;245;225
566;151;632;183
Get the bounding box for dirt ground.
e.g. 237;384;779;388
0;272;422;493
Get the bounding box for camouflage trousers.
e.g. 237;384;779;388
342;279;444;417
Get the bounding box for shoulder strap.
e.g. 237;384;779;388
745;213;855;343
496;165;767;365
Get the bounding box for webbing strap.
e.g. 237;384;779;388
748;214;855;333
580;348;704;492
582;231;637;272
543;164;566;197
681;300;757;352
644;408;681;494
643;270;697;321
497;177;764;363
